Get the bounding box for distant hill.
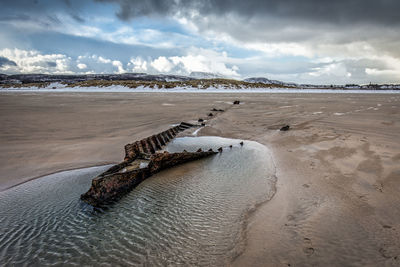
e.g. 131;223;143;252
0;73;399;90
244;77;297;87
189;72;223;79
0;73;194;84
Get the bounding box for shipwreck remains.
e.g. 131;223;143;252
81;122;218;206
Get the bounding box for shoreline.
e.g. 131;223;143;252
230;138;299;266
0;162;115;192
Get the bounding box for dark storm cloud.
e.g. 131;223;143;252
0;0;91;11
97;0;400;26
0;0;90;26
0;56;17;67
4;0;400;26
96;0;400;59
1;0;399;83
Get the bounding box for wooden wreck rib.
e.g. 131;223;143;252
80;122;217;207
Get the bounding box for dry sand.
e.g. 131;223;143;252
0;92;230;190
1;92;400;266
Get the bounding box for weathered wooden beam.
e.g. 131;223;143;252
81;122;204;206
80;150;217;207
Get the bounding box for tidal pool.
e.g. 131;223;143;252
0;136;276;266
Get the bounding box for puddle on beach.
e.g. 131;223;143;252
0;136;276;266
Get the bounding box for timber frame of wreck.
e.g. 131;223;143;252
81;102;242;207
80;122;219;206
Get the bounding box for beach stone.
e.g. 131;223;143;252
233;100;240;104
280;125;290;131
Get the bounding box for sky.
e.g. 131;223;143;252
0;0;399;84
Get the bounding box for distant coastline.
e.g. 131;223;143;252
1;73;399;91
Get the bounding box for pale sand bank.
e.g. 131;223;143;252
1;92;400;265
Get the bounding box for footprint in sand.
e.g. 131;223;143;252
303;238;315;256
374;182;384;192
284;215;298;227
379;246;399;260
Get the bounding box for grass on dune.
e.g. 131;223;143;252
0;78;292;89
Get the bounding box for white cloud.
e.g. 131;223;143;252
151;56;174;73
128;57;148;72
77;55;126;74
97;56;112;64
309;62;350;78
365;66;400;78
0;47;239;78
145;49;240;77
0;48;73;74
65;25;103;39
0;49;127;75
77;63;87;69
112;60;125;74
242;42;314;58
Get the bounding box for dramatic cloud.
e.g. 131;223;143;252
99;0;400;26
98;1;400;59
1;0;399;83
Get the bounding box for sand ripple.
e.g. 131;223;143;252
0;136;276;266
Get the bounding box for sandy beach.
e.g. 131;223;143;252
1;92;399;265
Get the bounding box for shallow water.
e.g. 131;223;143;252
0;136;276;266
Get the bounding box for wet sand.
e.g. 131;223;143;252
1;92;400;265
